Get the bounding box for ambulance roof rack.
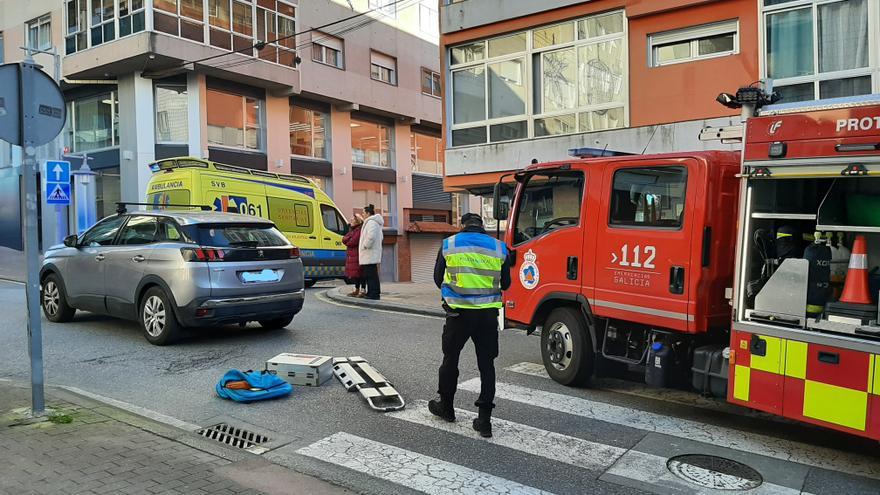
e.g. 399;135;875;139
115;202;212;214
567;147;634;159
758;94;880;116
147;157;315;186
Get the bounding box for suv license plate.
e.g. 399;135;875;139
240;269;281;283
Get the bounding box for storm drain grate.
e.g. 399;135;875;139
196;423;270;450
667;454;763;491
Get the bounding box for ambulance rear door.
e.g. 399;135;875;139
594;159;700;332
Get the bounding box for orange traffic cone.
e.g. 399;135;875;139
839;235;872;305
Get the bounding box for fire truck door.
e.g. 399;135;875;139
505;171;587;325
594;161;696;332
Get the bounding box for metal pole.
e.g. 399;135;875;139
20;59;46;416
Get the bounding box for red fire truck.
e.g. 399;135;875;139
495;95;880;439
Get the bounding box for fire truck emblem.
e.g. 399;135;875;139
769;121;782;134
519;249;540;290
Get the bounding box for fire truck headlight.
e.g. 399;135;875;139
768;141;787;158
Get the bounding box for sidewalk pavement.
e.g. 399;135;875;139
325;282;444;317
0;380;352;495
0;246;26;283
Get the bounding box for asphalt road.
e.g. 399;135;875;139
0;280;878;495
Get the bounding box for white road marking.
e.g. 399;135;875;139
603;450;800;495
297;432;554;495
504;362;766;416
59;385;201;431
0;279;25;286
389;400;626;472
458;379;880;480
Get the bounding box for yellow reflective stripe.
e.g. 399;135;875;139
734;365;750;401
455;272;496;289
803;380;868;431
750;336;784;374
447;301;503;309
870;355;879;395
785;340;808;379
806;304;825;313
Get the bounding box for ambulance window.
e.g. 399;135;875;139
148;190;191;209
512;172;584;246
321;205;349;236
610;166;687;229
267;197;313;234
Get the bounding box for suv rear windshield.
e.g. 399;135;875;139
186;224;290;248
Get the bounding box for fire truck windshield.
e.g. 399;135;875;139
512;172;584;245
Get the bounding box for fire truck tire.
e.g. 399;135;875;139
541;307;593;386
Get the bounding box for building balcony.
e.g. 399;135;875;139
441;0;586;33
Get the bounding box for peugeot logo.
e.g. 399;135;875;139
769;121;782;134
257;249;264;258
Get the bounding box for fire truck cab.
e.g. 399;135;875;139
498;150;740;386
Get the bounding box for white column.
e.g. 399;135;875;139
186;72;203;157
117;72;156;204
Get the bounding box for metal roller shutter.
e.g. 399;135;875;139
410;234;444;283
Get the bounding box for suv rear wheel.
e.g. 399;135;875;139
41;274;76;323
140;287;181;345
258;315;295;329
541;307;593;386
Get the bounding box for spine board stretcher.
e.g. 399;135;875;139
333;357;406;412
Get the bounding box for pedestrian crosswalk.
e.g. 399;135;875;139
295;369;880;495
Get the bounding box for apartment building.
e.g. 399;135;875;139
439;0;880;208
0;0;454;282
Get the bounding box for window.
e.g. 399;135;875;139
118;0;146;38
763;0;877;103
65;1;87;54
0;32;4;64
159;219;184;242
512;173;584;246
421;68;442;97
155;84;188;144
27;14;52;51
351;118;392;167
649;20;738;66
81;216;127;246
321;204;348;236
268;197;313;234
300;175;329;192
289;105;328;159
352;180;392;226
609;167;687;228
369;0;396;17
191;224;289;247
370;51;397;85
419;3;439;35
411;132;443;175
64;92;119;153
312;33;344;69
449;10;626;147
206;89;264;150
118;216;160;245
148;189;192;207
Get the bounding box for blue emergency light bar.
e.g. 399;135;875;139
567;147;634;158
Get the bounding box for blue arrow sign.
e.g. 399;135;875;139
46;160;70;183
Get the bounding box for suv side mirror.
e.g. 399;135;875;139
493;182;509;221
63;235;79;248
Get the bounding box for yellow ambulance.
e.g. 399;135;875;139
145;157;348;286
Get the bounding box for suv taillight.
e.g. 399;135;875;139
290;247;300;258
180;247;226;262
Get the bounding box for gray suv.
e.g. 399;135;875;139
40;210;304;345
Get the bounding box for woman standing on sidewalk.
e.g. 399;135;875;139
343;214;365;297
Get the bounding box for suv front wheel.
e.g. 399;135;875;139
140;287;181;345
41;273;76;323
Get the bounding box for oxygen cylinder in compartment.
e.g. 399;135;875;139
804;232;831;317
645;342;672;388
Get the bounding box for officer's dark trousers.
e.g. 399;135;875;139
437;308;499;409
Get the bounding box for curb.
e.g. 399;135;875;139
324;287;445;318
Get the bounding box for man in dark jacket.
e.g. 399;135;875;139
428;213;511;438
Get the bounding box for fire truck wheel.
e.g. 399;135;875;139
541;307;593;386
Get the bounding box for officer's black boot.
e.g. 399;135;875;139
428;397;455;422
472;407;492;438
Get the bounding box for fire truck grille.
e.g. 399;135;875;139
667;454;763;490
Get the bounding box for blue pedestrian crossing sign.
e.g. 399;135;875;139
45;160;71;206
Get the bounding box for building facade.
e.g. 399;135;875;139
440;0;880;200
0;0;455;282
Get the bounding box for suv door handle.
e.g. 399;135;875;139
131;255;145;263
669;266;685;294
95;254;105;261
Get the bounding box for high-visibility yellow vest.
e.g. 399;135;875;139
441;232;507;309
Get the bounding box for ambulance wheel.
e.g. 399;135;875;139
140;287;180;346
304;279;317;288
541;307;593;386
259;315;294;329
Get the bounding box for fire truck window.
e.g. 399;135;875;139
513;173;584;245
610;166;687;228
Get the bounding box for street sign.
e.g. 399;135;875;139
45;160;71;205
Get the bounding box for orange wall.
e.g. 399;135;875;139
628;0;759;127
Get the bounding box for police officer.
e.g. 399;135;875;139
428;213;511;438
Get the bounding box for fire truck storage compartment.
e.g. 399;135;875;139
742;175;880;340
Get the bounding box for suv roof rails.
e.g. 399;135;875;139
115;202;212;214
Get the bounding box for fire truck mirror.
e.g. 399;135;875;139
493;182;510;221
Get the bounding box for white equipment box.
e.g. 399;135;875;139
266;354;333;387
